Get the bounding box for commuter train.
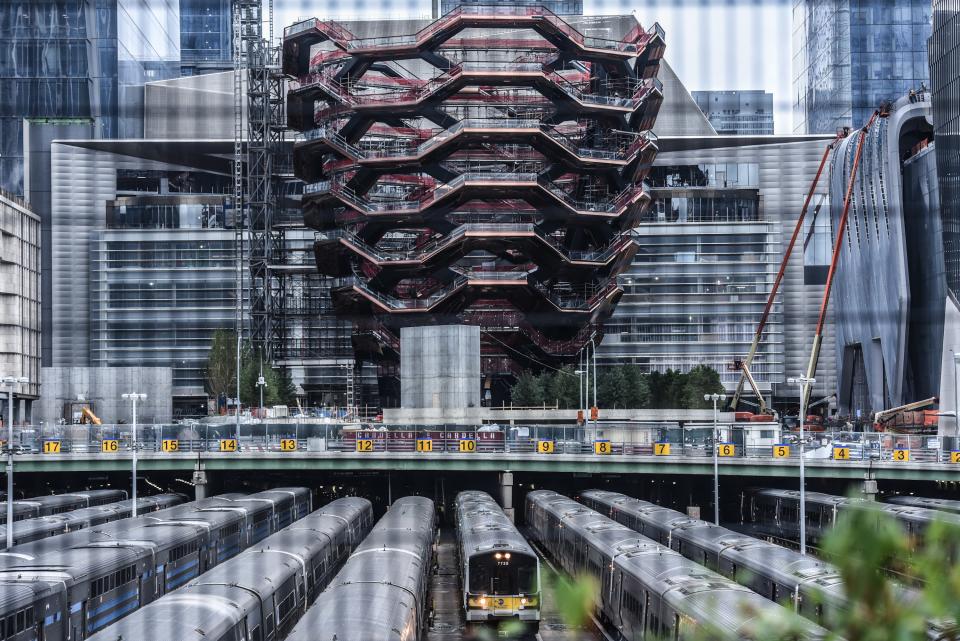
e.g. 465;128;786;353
526;490;831;641
742;488;960;549
455;491;540;637
86;497;374;641
0;489;129;524
886;495;960;516
579;489;956;634
285;496;437;641
0;494;184;549
0;488;311;641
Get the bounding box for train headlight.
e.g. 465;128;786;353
520;598;527;604
504;553;511;559
495;553;502;559
480;598;487;608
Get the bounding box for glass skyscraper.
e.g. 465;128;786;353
793;0;931;134
692;90;775;135
179;0;232;76
930;0;959;295
0;1;180;194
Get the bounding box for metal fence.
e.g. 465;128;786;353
4;424;957;464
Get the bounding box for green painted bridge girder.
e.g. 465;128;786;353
8;453;960;481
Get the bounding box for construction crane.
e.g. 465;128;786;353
729;127;850;415
801;108;885;409
730;359;774;420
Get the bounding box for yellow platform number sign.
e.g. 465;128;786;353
42;440;61;454
219;438;238;452
717;443;736;457
280;439;297;452
833;446;851;460
951;451;960;464
161;439;179;453
594;440;612;455
773;444;791;458
537;440;555;454
459;439;477;453
654;443;671;456
101;439;119;453
356;439;374;452
892;448;910;462
416;438;433;453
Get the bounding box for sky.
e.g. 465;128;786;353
273;0;795;133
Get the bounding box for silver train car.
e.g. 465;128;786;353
886;495;960;516
579;489;943;633
285;496;437;641
455;491;540;636
0;489;129;524
86;497;374;641
526;490;831;641
742;488;960;547
0;494;184;550
0;488;312;641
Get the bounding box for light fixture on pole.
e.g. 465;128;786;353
122;393;147;517
3;376;28;549
704;392;726;525
787;375;816;555
256;359;267;420
590;336;598;441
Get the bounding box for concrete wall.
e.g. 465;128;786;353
401;325;480;409
37;367;173;425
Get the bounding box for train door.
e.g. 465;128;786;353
610;568;623;630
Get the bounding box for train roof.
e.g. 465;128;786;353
287;582;419;641
0;545;144;584
187;548;304;596
85;591;248;641
456;491;534;558
748;488;851;508
886;495;960;514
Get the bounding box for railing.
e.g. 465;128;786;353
315;224;636;265
6;426;956;465
305;172;645;218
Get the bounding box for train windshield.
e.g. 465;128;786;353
469;552;538;594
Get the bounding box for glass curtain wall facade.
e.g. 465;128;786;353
692;90;774;135
439;0;582;15
179;0;232;76
793;0;931;134
930;0;960;295
0;1;179;194
603;163;782;389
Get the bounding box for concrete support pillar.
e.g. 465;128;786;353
500;471;514;522
862;472;878;501
193;466;208;501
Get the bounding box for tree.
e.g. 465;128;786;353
621;365;651;409
205;329;237;399
511;371;545;406
546;367;580;408
598;367;629;408
681;364;725;409
239;345;294;408
647;369;685;408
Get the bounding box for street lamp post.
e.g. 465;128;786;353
787;375;816;555
705;392;726;525
590;336;598;442
122;393;147;517
3;376;28;549
257;360;266;420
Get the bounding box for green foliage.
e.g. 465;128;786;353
509;364;724;409
547;570;598;629
681;364;725;409
239;344;295;407
546;366;580;409
511;371;546;406
205;329;238;398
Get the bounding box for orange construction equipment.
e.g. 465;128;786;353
873;397;939;434
730;127;849;414
801;109;883;409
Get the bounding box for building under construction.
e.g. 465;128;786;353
283;8;665;405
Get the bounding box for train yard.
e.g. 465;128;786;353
0;484;957;640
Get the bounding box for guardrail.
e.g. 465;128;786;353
3;425;957;464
